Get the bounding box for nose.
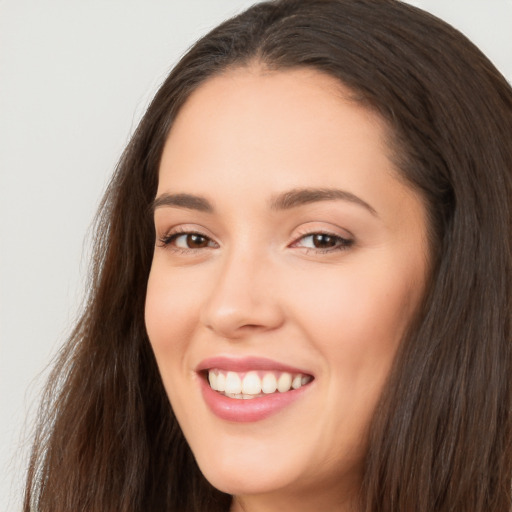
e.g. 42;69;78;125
200;249;284;339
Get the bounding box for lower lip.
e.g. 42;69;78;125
199;377;311;423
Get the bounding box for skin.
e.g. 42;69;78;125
145;66;430;512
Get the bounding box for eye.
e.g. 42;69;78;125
158;231;218;251
293;232;353;252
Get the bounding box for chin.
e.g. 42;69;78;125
199;461;298;497
190;438;307;497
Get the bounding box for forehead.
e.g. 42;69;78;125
158;66;394;189
156;65;428;257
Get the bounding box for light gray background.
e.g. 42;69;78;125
1;1;511;509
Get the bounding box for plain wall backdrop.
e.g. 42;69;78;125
1;1;511;509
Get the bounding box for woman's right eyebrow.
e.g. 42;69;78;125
152;193;214;213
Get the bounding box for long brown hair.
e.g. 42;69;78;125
25;1;512;510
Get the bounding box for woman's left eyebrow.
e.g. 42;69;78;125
269;187;377;216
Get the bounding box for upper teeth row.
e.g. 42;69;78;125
208;370;311;396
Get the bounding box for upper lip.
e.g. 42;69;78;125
196;356;313;375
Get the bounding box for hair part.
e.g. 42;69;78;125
25;1;512;511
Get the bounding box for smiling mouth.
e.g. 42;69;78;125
206;369;314;399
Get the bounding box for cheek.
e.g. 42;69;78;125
144;265;206;428
283;256;422;381
144;264;200;369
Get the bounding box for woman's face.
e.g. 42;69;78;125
145;67;429;509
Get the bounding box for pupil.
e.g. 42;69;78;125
188;234;207;248
313;234;336;248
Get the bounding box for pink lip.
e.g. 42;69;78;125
199;377;311;423
196;356;314;423
196;356;312;375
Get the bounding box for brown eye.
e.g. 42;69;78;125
312;234;338;249
185;233;209;248
293;232;353;252
159;231;216;250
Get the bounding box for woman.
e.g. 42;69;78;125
24;1;512;511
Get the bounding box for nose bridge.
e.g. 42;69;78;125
200;240;283;338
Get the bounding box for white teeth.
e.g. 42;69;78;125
261;373;278;394
206;369;312;398
242;371;262;395
225;392;243;399
277;372;292;393
208;371;217;390
225;372;242;394
216;372;226;392
225;392;258;400
291;375;302;389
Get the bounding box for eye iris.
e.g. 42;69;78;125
187;234;208;248
313;234;337;248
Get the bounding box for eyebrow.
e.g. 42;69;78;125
269;187;377;215
151;193;214;213
151;187;377;216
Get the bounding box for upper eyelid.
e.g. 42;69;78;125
291;223;354;241
158;224;217;239
160;229;215;242
293;232;351;242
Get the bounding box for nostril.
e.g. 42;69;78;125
242;324;267;330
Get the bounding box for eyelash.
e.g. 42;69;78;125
158;228;354;255
157;228;218;253
291;231;354;253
